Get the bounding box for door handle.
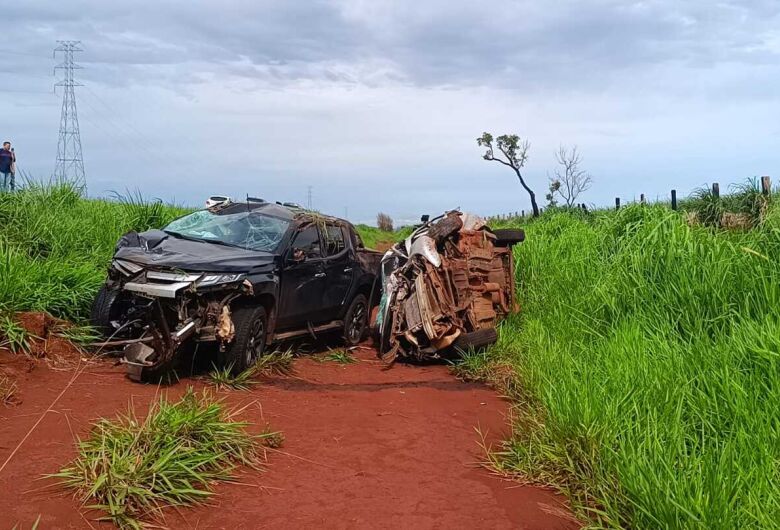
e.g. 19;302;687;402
314;272;326;278
343;267;352;272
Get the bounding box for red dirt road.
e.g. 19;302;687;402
0;346;578;529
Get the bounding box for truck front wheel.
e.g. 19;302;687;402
90;284;132;339
220;305;267;374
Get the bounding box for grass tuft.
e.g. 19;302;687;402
1;374;18;405
255;347;296;375
53;387;279;529
0;313;35;355
207;349;296;391
207;363;259;391
260;427;285;449
50;322;101;348
317;348;358;364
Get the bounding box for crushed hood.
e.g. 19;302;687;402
113;229;275;272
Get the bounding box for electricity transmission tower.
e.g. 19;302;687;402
307;186;313;210
54;40;85;183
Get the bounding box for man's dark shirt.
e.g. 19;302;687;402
0;149;13;173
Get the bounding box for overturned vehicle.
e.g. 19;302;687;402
92;199;380;381
376;211;523;362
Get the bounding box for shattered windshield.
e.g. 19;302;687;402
164;210;290;252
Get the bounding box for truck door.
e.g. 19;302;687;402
277;224;327;328
321;224;356;320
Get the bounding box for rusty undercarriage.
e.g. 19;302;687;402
376;211;524;362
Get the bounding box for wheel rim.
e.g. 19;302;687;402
348;302;367;343
246;317;265;365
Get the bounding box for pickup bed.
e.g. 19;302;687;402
91;200;381;381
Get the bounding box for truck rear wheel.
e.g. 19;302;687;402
220;305;267;374
343;294;368;346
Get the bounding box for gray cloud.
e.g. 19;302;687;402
5;1;779;90
1;0;779;221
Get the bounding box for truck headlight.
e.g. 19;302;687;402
198;273;245;286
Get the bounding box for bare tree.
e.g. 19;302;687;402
549;145;592;208
477;132;539;217
377;212;394;232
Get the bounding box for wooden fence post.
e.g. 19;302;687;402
615;197;621;210
712;182;720;198
640;193;646;204
671;189;677;210
521;210;525;217
761;176;771;195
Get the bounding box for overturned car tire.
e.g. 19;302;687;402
220;305;267;374
452;328;498;354
492;228;525;246
427;213;464;243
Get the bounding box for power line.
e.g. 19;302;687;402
78;91;196;181
81;84;205;180
0;48;49;58
53;40;85;183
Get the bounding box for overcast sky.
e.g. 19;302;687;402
2;1;779;224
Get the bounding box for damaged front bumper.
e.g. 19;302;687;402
105;264;251;381
377;211;520;362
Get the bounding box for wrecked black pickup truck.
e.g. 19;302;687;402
91;199;381;381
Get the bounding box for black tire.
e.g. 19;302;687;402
452;328;498;353
493;228;525;246
343;294;368;346
377;301;394;359
428;214;464;242
90;285;124;338
220;305;267;374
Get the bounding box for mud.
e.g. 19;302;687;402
0;345;579;529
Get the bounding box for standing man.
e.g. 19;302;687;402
0;141;16;192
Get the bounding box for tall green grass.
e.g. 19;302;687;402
0;181;189;323
481;203;780;528
354;223;410;249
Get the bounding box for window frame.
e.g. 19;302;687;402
322;224;348;258
291;224;324;260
